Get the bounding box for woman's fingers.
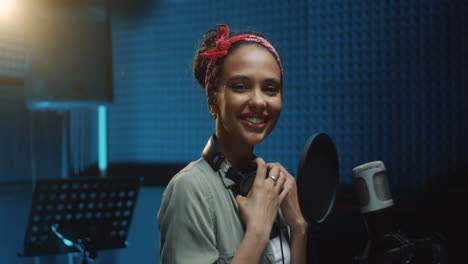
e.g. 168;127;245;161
273;171;286;193
253;156;265;166
275;163;293;179
279;177;292;202
265;164;281;187
253;157;267;186
235;194;245;205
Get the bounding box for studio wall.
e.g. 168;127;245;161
110;0;468;198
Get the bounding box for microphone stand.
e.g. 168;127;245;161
307;221;321;264
51;224;97;264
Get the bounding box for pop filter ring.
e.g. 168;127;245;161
297;133;339;225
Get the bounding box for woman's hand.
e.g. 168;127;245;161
276;164;308;233
235;157;289;239
233;159;307;264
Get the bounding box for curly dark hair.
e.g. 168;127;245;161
193;27;281;102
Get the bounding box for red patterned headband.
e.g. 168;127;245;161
200;24;283;93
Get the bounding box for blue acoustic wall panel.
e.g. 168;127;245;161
109;0;310;169
69;108;99;175
110;0;468;199
0;95;63;184
305;0;468;199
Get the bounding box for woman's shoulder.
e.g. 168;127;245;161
163;158;217;197
169;158;213;185
159;158;218;215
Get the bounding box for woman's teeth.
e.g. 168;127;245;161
243;117;265;124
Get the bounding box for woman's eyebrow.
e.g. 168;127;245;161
264;78;281;85
227;75;250;82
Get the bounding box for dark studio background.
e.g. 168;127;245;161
1;0;467;263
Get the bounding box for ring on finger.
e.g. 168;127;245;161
269;175;278;182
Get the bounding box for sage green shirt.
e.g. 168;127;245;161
158;157;289;264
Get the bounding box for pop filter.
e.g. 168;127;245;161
297;133;339;225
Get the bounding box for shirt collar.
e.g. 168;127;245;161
201;134;236;188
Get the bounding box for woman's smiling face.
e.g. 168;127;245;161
212;44;282;147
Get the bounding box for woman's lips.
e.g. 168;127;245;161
239;116;268;129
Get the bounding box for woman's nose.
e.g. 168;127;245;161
248;88;267;111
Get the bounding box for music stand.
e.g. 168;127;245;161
19;176;142;263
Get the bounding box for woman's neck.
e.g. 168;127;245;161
214;132;254;168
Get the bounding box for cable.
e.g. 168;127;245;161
275;220;285;264
279;229;285;264
219;169;287;264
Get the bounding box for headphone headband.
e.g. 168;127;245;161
201;135;225;171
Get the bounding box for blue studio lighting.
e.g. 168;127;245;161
98;105;107;173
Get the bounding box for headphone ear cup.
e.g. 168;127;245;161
239;172;256;196
234;163;258;196
226;163;258;196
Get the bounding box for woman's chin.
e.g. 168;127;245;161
241;132;268;146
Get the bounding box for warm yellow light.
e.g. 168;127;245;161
0;0;15;18
0;0;11;12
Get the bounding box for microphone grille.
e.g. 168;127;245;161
355;177;369;207
352;160;393;213
352;161;385;176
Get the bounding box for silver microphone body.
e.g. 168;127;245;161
352;161;394;214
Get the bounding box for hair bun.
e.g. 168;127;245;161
193;29;217;89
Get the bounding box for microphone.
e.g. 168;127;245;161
352;161;393;214
352;161;448;264
352;161;410;263
352;161;397;239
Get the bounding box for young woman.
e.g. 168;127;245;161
158;24;307;264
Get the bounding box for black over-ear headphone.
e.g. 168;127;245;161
201;135;287;264
202;135;258;196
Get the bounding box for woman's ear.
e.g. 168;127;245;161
207;94;218;120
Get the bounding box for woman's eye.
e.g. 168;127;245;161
265;86;280;94
232;83;246;91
